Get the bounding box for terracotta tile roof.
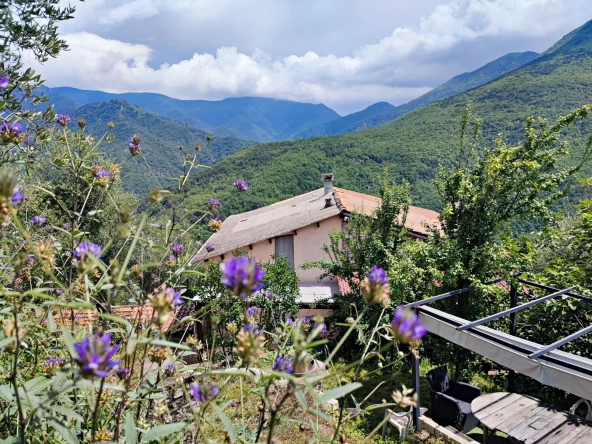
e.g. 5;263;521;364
52;305;194;332
192;187;441;262
333;188;440;236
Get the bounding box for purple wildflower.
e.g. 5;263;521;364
245;306;260;317
73;332;121;379
94;169;110;182
30;215;46;228
116;367;130;380
26;255;34;266
72;242;102;268
56;115;70;126
242;323;263;335
147;285;183;325
367;265;387;285
62;223;70;230
390;306;427;343
285;317;297;328
314;322;328;336
234;179;248;192
171;243;184;257
190;382;219;403
0;75;8;89
164;362;176;377
230;400;237;407
128;135;141;156
43;357;67;372
361;265;389;305
204;243;216;252
208;197;219;211
13;277;23;291
220;255;265;298
272;356;293;374
0;122;23;143
10;187;22;205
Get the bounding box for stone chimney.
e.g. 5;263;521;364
322;173;334;195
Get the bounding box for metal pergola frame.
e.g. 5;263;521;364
404;275;592;431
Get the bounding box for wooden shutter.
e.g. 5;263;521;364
275;235;294;265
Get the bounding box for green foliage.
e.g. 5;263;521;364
0;0;79;167
75;100;252;195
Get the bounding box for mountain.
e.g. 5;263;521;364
291;51;539;139
44;87;341;142
290;102;396;139
73;100;252;194
172;21;592;220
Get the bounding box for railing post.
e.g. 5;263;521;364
412;351;421;431
508;284;518;393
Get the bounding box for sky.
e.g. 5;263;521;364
28;0;592;115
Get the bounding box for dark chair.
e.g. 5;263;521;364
426;366;481;433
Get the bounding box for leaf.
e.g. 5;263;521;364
31;185;56;198
48;405;84;422
211;403;237;443
141;422;187;443
125;412;137;444
0;385;14;402
138;338;191;351
61;326;76;356
318;382;362;404
306;408;333;423
48;417;79;444
24;377;52;394
0;337;15;349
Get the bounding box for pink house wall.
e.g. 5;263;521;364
210;215;342;284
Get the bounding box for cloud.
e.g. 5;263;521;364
31;0;592;114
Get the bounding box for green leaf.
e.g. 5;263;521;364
61;326;76;356
125;412;137;444
306;408;333;423
24;377;52;394
48;405;84;422
318;382;362;404
141;422;187;443
48;417;79;444
138;339;191;351
211;403;237;443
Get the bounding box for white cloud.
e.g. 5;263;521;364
32;0;592;114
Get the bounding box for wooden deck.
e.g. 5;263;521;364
472;392;592;443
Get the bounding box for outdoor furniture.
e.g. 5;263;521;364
381;406;427;441
426;365;481;432
472;392;592;443
569;398;592;420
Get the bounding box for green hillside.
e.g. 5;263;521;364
292;51;539;139
48;88;340;142
171;20;592;219
74;100;252;194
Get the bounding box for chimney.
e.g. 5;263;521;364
322;173;334;195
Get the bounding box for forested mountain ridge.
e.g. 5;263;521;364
169;20;592;220
73;100;252;194
44;88;340;142
291;51;539;139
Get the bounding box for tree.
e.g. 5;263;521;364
432;104;592;318
1;0;79;166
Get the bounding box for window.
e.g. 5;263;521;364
275;235;294;265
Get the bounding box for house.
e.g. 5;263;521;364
193;174;440;313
